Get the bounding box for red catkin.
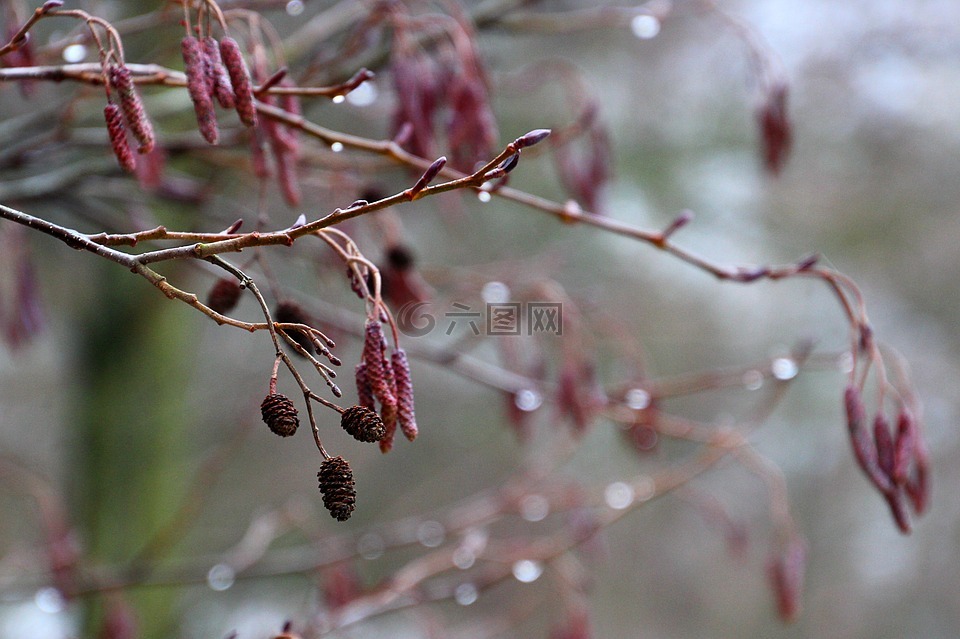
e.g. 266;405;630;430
844;385;891;494
355;362;375;410
362;319;396;406
202;37;235;109
103;104;136;173
768;535;807;623
873;414;895;482
108;65;155;154
892;409;916;485
757;81;792;176
219;36;257;127
392;348;418;441
182;36;219;144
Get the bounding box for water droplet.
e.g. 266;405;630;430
417;520;445;547
453;547;476;570
357;533;385;559
514;389;543;412
454;582;478;605
62;43;87;63
771;357;798;380
625;388;651;410
512;559;543;583
838;351;855;374
604;482;634;510
34;587;64;614
206;564;235;591
634;476;656;502
286;0;304;16
631;14;661;39
346;81;377;107
477;190;492;203
330;141;344;153
742;369;763;391
481;281;510;304
520;494;549;522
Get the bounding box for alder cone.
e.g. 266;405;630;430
318;456;356;521
206;277;242;314
260;393;299;437
340;405;386;442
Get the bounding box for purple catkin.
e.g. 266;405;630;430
355;362;376;410
202;37;235;109
873;414;895;481
362;320;395;406
892;409;916;484
844;384;892;494
392;348;418;441
219;36;257;127
768;536;807;623
182;36;219;144
108;64;155;154
103;104;136;173
757;82;792;175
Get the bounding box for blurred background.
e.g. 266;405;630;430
1;0;959;637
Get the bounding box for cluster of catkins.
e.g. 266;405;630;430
181;34;257;143
103;63;156;173
357;318;418;453
844;384;929;533
253;79;303;208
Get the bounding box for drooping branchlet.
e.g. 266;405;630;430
206;277;242;314
260;392;299;437
219;36;257;127
391;348;418;441
317;456;356;521
274;301;315;355
340;405;386;442
182;36;219;144
108;65;155;154
202;37;235;109
103;103;136;173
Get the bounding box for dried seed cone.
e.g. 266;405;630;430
260;393;299;437
182;36;219;144
108;64;155;154
317;456;356;521
340;405;386;442
392;349;418;441
104;103;136;173
206;277;242;314
202;37;235;109
219;36;257;127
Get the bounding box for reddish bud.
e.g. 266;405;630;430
408;156;446;197
182;36;219;144
516;128;551;149
220;36;257;126
108;65;155;154
768;535;807;623
104;103;136;173
392;349;418;441
203;37;235;109
905;441;930;515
